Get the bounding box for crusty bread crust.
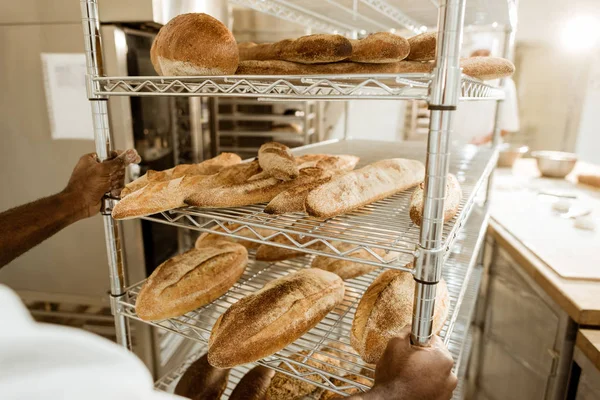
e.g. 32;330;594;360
305;158;425;219
311;242;386;280
258;142;299;181
351;269;450;363
151;13;239;76
208;269;345;368
229;366;276;400
296;154;360;171
407;32;437;61
409;174;462;226
461;57;515;81
174;353;230;399
350;32;410;63
136;241;248;321
236;60;434;75
238;34;352;64
255;234;327;261
264;172;333;214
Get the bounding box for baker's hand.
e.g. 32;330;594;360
363;327;457;400
64;149;141;217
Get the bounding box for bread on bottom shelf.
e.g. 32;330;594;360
229;365;276;400
409;174;462;226
311;243;388;280
318;374;372;400
208;269;345;368
174;353;230;399
135;241;248;321
351;269;450;363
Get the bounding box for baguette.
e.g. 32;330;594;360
208;269;345;368
238;34;352;64
461;57;515;81
311;243;386;280
195;224;276;250
407;32;437;61
306;158;425;219
351;269;450;363
296;154;360;171
136;241;248;321
258;142;299;181
319;375;372;400
121;152;241;197
255;235;327;262
174;353;230;400
229;366;276;400
264;173;333;214
265;351;341;400
409;174;462;226
186;167;328;208
578;174;600;188
349;32;410;63
236;60;434;75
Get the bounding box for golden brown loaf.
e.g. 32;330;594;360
186;167;329;208
351;269;450;363
409;174;462;226
264;173;333;214
238;34;352;64
296;154;360;171
258;142;299;181
407;32;437;61
321;341;360;371
208;269;345;368
151;13;239;76
461;57;515;81
236;60;434;75
311;243;386;280
229;366;276;400
135;241;248;321
265;351;341;400
174;353;230;399
306;158;426;219
195;224;276;250
349;32;410;63
318;374;372;400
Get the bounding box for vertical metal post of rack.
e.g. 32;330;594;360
411;0;466;346
80;0;132;348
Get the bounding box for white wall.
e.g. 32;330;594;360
575;53;600;163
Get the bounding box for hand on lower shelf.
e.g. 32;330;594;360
349;327;457;400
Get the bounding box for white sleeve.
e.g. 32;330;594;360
0;284;182;400
499;78;520;132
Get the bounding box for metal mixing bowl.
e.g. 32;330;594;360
497;144;529;168
531;151;578;178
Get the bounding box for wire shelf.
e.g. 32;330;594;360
93;74;504;101
125;207;487;397
137;140;497;271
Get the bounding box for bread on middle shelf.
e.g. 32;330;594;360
409;173;462;226
208;269;345;368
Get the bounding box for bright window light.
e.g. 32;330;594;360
561;16;600;51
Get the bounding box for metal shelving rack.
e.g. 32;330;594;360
80;0;516;396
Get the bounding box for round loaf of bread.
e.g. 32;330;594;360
151;13;238;76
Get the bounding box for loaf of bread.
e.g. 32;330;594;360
238;34;352;64
321;341;360;371
311;243;386;280
351;269;449;363
407;32;437;61
319;375;372;400
121;153;241;197
186;167;329;208
151;13;238;75
264;173;333;214
265;351;341;400
208;269;345;368
195;223;276;250
461;57;515;80
306;158;425;219
296;154;360;171
258;142;299;181
409;174;462;226
136;241;248;321
349;32;410;63
236;60;434;75
578;174;600;188
255;235;327;262
174;353;230;399
229;366;276;400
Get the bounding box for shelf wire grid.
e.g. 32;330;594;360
126;207;487;397
93;74;504;101
138;140;497;271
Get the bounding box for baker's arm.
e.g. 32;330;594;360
0;150;139;269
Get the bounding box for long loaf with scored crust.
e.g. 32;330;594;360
208;269;345;368
409;174;462;226
258;142;299;181
229;366;276;400
306;158;425;219
236;60;434;75
349;32;410;63
351;269;450;363
135;241;248;321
